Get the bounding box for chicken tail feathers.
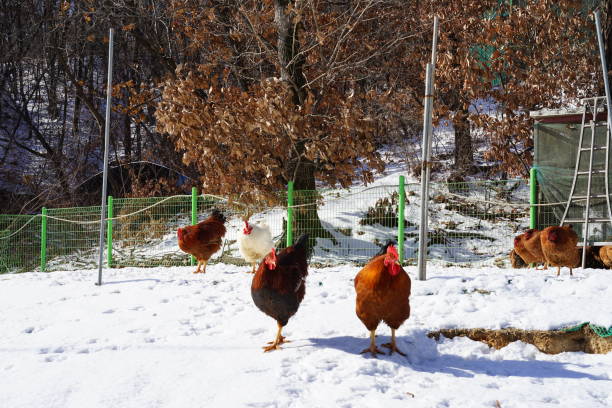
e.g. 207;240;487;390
210;209;226;224
293;234;310;252
375;240;397;257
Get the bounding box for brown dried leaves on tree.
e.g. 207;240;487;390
156;1;418;204
429;0;599;176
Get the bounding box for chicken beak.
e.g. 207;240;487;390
395;260;401;266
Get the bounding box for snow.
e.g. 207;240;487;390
1;264;611;408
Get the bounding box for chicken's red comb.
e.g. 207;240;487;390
387;245;398;257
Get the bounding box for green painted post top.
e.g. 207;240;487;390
398;175;406;263
529;168;537;230
40;207;47;272
287;181;294;247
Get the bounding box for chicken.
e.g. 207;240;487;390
540;225;580;276
239;219;274;273
513;229;547;269
582;246;606;269
177;209;226;274
509;249;527;268
594;245;612;268
354;241;411;357
251;234;309;352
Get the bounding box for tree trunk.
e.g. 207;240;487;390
453;109;473;173
274;0;332;250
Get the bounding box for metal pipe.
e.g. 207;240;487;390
417;63;434;281
431;16;439;68
595;12;612;225
595;11;612;136
97;28;114;286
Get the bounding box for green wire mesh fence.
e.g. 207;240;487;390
0;177;562;273
0;215;41;273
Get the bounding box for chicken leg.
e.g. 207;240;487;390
194;260;208;274
250;263;257;274
360;330;385;357
263;322;289;352
382;329;406;356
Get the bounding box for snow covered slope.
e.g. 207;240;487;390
1;264;610;407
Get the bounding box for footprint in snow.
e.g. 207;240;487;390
23;327;35;334
44;354;67;363
102;309;115;314
160;299;170;304
128;328;150;334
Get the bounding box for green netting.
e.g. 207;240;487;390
0;179;538;272
562;322;612;338
534;118;612;241
46;206;101;271
0;215;40;273
111;196;193;268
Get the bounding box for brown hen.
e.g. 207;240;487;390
513;229;546;269
355;241;411;357
177;209;226;274
540;225;580;276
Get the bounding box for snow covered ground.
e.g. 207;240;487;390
1;264;611;408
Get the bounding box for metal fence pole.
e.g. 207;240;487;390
417;16;439;281
398;175;406;263
417;63;435;281
107;196;113;267
191;186;197;266
529;168;537;230
96;27;114;286
287;181;294;247
40;207;47;272
595;11;612;137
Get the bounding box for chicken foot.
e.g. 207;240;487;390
382;329;406;356
194;260;208;274
263;322;288;352
555;266;573;276
360;330;385;357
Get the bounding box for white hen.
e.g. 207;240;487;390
238;220;274;273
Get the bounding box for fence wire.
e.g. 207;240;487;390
0;179;549;273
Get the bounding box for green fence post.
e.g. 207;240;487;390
398;175;406;263
40;207;47;272
191;186;197;266
107;196;113;268
287;181;294;247
530;168;537;230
